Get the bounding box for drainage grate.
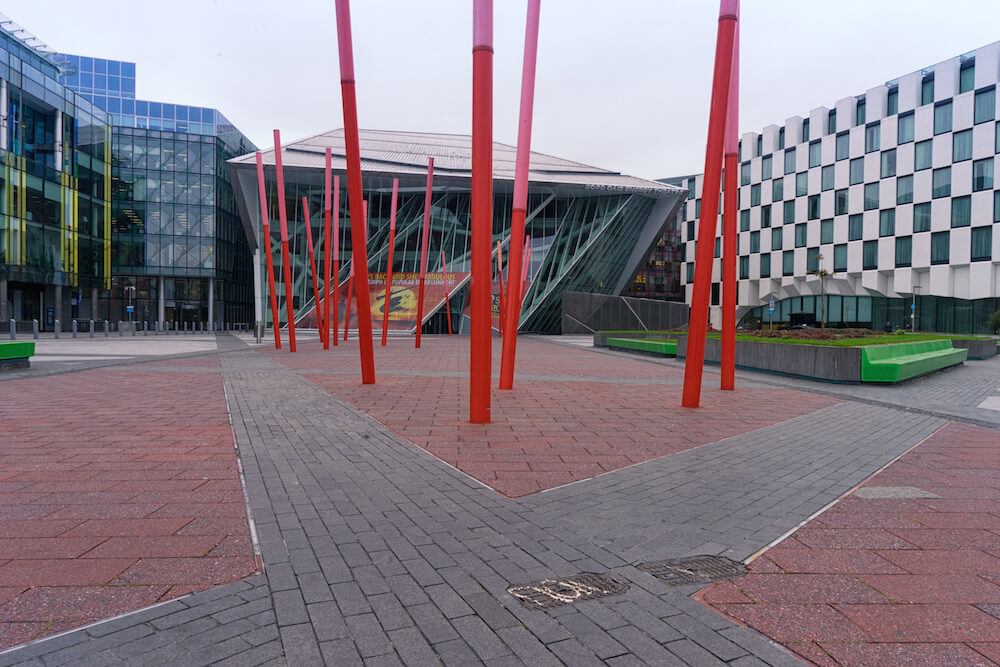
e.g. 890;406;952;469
508;573;628;609
638;555;747;587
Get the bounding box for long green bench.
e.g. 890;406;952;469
0;341;35;371
607;337;677;357
860;339;967;383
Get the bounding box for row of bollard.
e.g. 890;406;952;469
6;319;247;340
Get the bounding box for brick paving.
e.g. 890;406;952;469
0;355;256;651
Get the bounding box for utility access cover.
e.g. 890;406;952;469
508;573;628;610
638;555;747;587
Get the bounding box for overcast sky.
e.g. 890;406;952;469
9;0;1000;180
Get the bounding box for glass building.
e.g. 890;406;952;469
228;130;685;334
0;15;111;331
56;53;257;327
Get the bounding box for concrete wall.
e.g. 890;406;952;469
952;338;998;359
676;336;862;382
561;291;688;334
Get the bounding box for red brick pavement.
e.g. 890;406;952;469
0;357;255;650
270;336;838;497
700;421;1000;666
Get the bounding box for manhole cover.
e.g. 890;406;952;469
853;486;940;499
638;555;747;587
508;573;628;609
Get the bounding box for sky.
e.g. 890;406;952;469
8;0;1000;180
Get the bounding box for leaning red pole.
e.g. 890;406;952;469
440;249;453;335
414;158;435;348
272;130;297;353
499;0;541;390
332;175;341;346
254;152;282;349
470;0;493;423
302;197;324;340
721;18;740;391
381;178;399;346
322;149;333;349
682;0;738;408
334;0;375;383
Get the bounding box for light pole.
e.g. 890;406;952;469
125;285;136;325
911;284;921;331
812;253;830;329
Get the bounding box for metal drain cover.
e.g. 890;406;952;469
638;555;747;587
508;573;628;609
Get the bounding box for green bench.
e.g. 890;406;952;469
0;341;35;371
607;337;677;357
860;339;967;383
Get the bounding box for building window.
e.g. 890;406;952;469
895;236;912;268
783;250;794;276
686;262;694;282
834;243;847;272
972;226;992;262
784;147;796;174
855;97;866;126
711;283;720;305
751;183;761;206
784;200;796;224
802;118;810;143
953;129;973;162
836;132;850;160
879;209;896;236
897;175;914;205
996;191;1000;223
960;58;975;94
755;134;763;157
739;255;750;279
864;183;880;210
921;72;935;105
808;195;820;220
932;167;951;198
821;165;834;191
778;127;785;150
696;199;702;218
687;220;695;241
740;209;751;231
761;204;772;228
827;109;837;135
772;228;783;251
931;230;950;264
760;253;771;278
951;195;971;227
913;202;931;232
933;101;953;135
915;140;933;171
865;123;880;153
975;86;996;124
973;158;994;191
773;178;784;201
821;218;834;244
863;240;878;269
887;86;898;116
836;189;849;215
807;247;820;272
795;223;807;248
740;162;751;186
849;158;865;185
898;111;914;144
796;172;808;196
750;230;760;253
715;237;721;258
849;214;864;241
808;140;821;167
880;149;896;178
761;155;772;180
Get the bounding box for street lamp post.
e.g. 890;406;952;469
813;253;831;329
911;284;921;331
125;285;135;325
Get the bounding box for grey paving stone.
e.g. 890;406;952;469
387;626;441;667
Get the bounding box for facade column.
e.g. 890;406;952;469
252;248;263;326
54;284;62;332
158;276;165;325
54;112;63;172
0;80;8;151
0;278;7;322
91;286;99;321
207;277;215;330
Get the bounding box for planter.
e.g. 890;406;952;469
675;336;861;383
593;331;682;348
951;338;998;360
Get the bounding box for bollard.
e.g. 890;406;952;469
131;321;136;337
174;320;179;335
72;320;78;338
9;319;15;340
143;321;148;336
104;320;110;337
54;320;60;339
89;319;95;338
32;319;39;339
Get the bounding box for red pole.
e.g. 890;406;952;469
272;129;297;353
323;148;333;349
721;19;740;390
496;240;506;336
682;0;738;408
414;158;435;348
334;0;375;383
381;179;399;346
254;152;282;349
470;0;493;423
332;175;340;346
302;196;324;341
441;249;453;335
499;0;541;390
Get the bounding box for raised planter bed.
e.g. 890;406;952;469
0;341;35;371
606;337;677;357
676;336;861;382
951;338;997;360
593;331;682;348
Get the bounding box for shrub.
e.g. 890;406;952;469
989;309;1000;334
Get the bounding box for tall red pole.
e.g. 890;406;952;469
440;249;453;335
334;0;375;383
499;0;541;390
496;240;506;336
273;129;297;353
254;152;282;349
415;158;435;348
470;0;493;423
302;197;324;340
323;148;333;349
721;19;740;390
682;0;738;408
332;175;340;346
381;179;399;346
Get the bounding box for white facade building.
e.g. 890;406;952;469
677;42;1000;334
